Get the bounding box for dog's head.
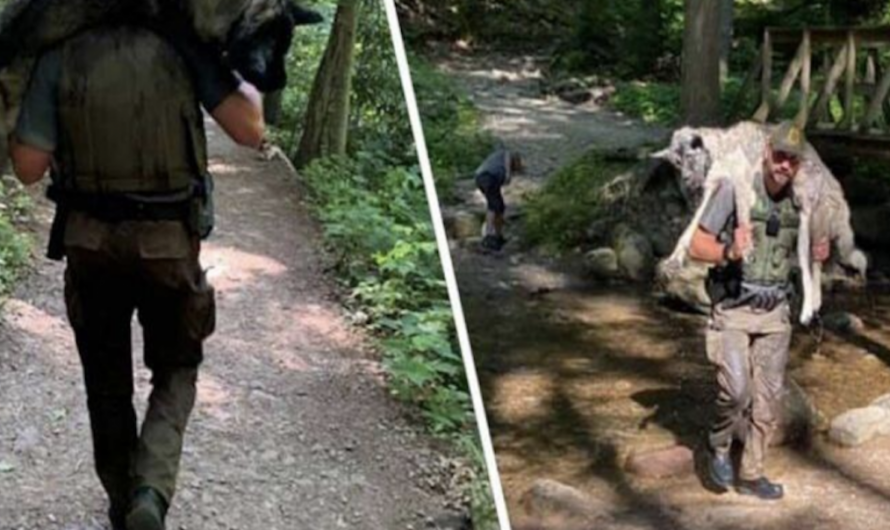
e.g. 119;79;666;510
226;0;323;93
653;127;713;196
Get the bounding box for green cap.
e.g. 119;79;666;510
770;121;806;157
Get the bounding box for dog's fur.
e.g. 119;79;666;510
656;121;866;325
0;0;321;171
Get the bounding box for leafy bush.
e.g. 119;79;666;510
0;176;32;298
524;151;633;252
410;57;495;201
611;81;682;125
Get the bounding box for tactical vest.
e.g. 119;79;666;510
741;174;800;285
56;26;207;194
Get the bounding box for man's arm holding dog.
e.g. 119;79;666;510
689;181;752;264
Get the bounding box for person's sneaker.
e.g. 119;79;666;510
480;234;506;252
736;477;784;500
708;451;734;490
126;487;168;530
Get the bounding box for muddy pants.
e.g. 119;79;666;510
62;213;215;508
706;301;792;481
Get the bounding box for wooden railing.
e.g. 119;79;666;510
737;27;890;157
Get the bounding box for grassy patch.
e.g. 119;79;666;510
524;151;633;252
410;56;495;201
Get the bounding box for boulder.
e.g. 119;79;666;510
584;248;619;279
656;259;710;312
613;226;655;281
829;407;888;447
520;479;610;524
558;88;592;105
624;445;694;479
443;210;483;241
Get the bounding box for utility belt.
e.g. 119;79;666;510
718;281;792;312
50;188;193;223
45;176;214;260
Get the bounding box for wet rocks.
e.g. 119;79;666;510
624;445;694;479
520;479;610;525
829;407;888;447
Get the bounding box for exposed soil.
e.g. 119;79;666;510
440;52;890;530
0;121;462;529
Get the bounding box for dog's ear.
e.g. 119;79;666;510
289;3;324;26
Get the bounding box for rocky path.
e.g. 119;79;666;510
439;53;890;530
0;121;459;529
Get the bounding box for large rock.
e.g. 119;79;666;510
443;210;483;240
829;407;888;447
656;260;710;312
520;479;610;524
625;445;694;479
613;226;655;281
584;248;619;279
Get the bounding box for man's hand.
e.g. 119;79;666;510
812;236;830;263
727;224;753;261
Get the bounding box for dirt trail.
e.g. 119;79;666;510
441;53;890;529
0;121;460;529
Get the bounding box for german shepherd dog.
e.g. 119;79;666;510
0;0;322;170
655;121;867;325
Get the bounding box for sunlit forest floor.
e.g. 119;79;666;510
442;51;890;530
0;120;461;529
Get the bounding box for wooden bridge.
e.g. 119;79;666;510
736;26;890;159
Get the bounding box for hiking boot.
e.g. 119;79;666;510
708;451;734;490
126;487;168;530
736;477;784;500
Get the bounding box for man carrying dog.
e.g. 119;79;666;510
688;121;830;500
8;20;263;530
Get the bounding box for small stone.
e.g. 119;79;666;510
625;445;694;479
829;407;888;446
520;479;609;523
584;248;619;279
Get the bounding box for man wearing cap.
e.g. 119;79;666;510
688;121;830;500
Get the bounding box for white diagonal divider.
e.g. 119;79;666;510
381;1;512;528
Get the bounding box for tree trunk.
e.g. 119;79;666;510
719;0;734;83
682;0;722;126
263;90;283;126
295;0;359;168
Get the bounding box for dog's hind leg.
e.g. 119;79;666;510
664;183;717;271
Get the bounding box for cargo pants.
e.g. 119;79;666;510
706;300;792;481
62;212;215;508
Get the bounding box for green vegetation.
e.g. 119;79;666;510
524;151;632;251
410;56;495;201
276;2;495;526
0;177;32;299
